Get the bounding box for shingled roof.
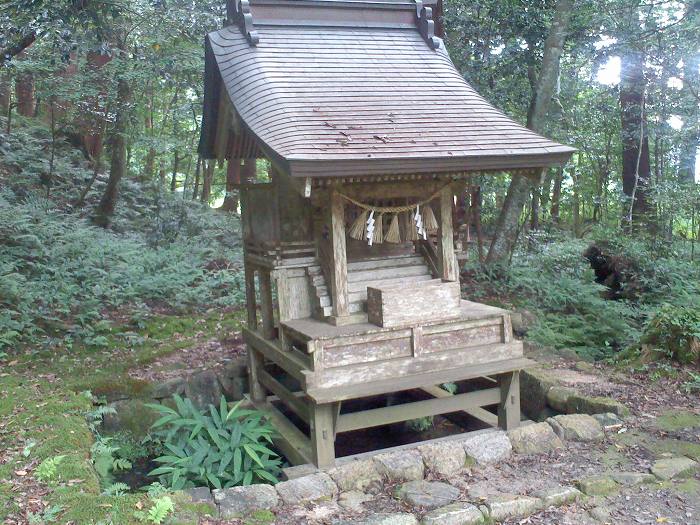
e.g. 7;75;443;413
200;0;575;178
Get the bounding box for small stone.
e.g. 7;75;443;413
213;484;279;518
418;441;467;477
532;485;581;507
507;422;564;454
338;491;373;512
352;513;420;525
576;475;618;496
394;480;460;510
329;459;383;493
611;471;657;486
588;505;612;522
374;449;425;482
183;486;213;503
546;386;576;413
421;502;485;525
566;394;629;417
547;414;604;442
592;412;624;431
483;495;543;521
275;472;338;505
459;430;512;465
650;457;698;480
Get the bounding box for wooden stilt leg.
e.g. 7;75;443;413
244;263;257;330
247;347;266;403
497;371;520;430
310;402;337;469
259;269;275;340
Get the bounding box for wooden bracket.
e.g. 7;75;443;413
233;0;260;46
414;0;440;50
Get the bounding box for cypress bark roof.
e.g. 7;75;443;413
200;0;575;178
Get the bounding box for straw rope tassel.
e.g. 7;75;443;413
422;204;438;233
349;209;368;240
372;213;384;244
384;214;401;243
405;211;419;241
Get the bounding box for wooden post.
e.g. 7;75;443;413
497;371;520;430
438;185;458;281
310;402;337;469
244;263;257;330
247;347;267;403
259;269;275;340
329;190;349;317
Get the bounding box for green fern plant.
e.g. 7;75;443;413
133;495;174;524
147;395;282;490
35;455;65;482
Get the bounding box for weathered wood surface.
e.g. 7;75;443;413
367;279;460;328
329;189;349;317
498;371;521;430
282;300;510;343
307;356;534;403
250;397;313;466
275;268;313;321
258;368;310;422
438;184;459;281
336;388;500;433
421;385;498;426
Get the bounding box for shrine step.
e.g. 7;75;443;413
348;274;434;296
346;254;425;271
347;263;430;283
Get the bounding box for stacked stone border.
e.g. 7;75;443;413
172;414;700;524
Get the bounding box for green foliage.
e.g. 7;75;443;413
28;504;63;524
642;305;700;364
682;371;700;394
35;456;66;483
133;495;175;525
147;396;282;490
91;437;133;488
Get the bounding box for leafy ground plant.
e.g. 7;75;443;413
147;395;282;489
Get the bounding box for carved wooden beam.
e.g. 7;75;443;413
233;0;260;46
414;0;440;50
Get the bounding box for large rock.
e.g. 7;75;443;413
650;457;698;480
576;475;618;496
213;484;279;518
152;377;186;400
394;481;460;510
611;471;656;486
218;357;249;400
338;491;373;512
101;398;161;439
592;412;624;431
374;449;425;482
507;423;564;454
184;369;223;410
546;386;576;413
418;441;467;477
482;495;543;521
547;414;604;442
520;369;555;419
532;485;581;507
329;459;383;493
566;394;629;418
459;431;512;465
420;502;485;525
275;472;338;505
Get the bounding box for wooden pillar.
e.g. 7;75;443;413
497;371;520;430
259;269;275;340
244;263;257;330
247;347;267;403
438;185;459;281
329;190;349;317
310;402;337;469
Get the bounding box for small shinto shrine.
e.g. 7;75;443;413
199;0;575;468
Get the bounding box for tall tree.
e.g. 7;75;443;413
486;0;574;264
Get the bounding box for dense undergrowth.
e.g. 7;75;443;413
464;228;700;362
0;117;245;353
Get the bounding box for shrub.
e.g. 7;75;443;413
641;304;700;364
147;396;282;490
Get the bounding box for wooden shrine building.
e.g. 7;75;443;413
199;0;575;469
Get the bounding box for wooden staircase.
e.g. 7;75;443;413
307;254;434;321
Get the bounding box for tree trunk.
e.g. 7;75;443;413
470;186;485;263
170;151;179;192
200;160;214;204
0;75;9;113
619;38;652;226
550;168;564;223
680;53;699;185
192;156;202;200
15;73;35;117
94;73;130;227
221;158;241;211
486;0;573;264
